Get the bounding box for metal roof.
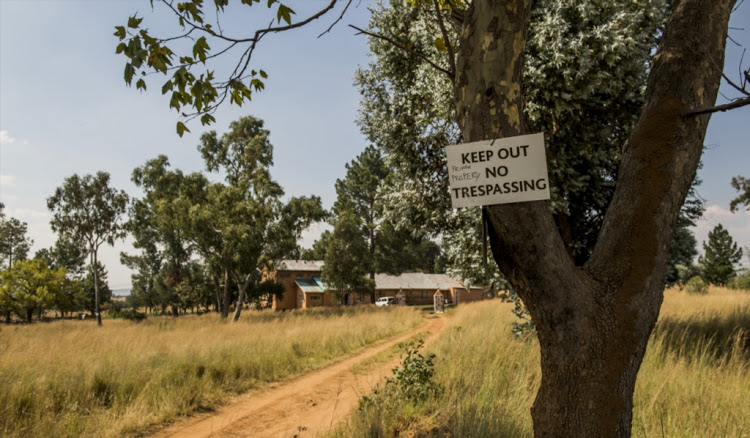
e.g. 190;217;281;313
374;273;465;290
295;276;328;293
275;260;324;272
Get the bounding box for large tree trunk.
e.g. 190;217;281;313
92;251;102;327
231;276;251;322
221;269;231;319
213;274;222;313
455;1;734;436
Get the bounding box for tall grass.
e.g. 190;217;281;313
336;287;750;437
0;305;423;438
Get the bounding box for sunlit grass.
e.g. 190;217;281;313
0;305;423;438
335;287;750;437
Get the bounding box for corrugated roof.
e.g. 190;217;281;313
275;260;324;272
374;273;465;290
296;276;328;293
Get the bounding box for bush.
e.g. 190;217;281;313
685;276;708;294
728;270;750;291
360;339;442;410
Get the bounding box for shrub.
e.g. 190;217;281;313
685;276;708;294
728;270;750;291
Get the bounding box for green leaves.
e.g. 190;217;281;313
433;37;448;52
176;121;191;137
124;63;136;85
276;4;295;25
127;15;143;29
192;37;210;64
114;0;302;135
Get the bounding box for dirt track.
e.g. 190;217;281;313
149;314;446;438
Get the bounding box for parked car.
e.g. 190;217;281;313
375;296;396;307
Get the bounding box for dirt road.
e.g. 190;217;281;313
149;314;446;438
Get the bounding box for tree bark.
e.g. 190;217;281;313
231;275;251;322
92;250;102;327
455;0;734;436
221;269;231;319
213;274;221;313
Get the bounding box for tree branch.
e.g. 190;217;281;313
318;0;355;38
348;25;453;79
433;0;456;81
685;95;750;116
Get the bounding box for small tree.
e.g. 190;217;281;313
323;210;374;304
0;215;33;270
47;172;129;326
699;223;743;285
0;259;68;322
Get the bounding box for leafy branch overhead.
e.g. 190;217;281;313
115;0;354;136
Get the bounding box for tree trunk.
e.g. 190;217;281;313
455;1;734;436
221;269;231;319
231;277;250;322
92;251;102;327
213;274;221;313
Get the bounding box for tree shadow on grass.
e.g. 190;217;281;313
651;305;750;362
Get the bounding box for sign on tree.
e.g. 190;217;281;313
445;133;550;208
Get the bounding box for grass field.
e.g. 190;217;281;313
0;305;424;438
335;286;750;437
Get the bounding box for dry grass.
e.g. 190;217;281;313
0;305;423;438
335;287;750;437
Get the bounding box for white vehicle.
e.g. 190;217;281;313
375;296;396;307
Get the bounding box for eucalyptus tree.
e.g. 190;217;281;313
195;116;325;320
47;172;129;326
130;116;324;320
114;0;741;435
124;155;194;315
0;214;33;270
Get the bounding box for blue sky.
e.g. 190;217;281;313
1;1;748;289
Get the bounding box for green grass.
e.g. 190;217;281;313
0;305;424;438
334;287;750;437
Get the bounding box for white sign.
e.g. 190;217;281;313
445;133;550;208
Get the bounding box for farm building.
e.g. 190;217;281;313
264;260;487;310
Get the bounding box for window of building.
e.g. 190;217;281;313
310;295;321;301
358;293;365;302
279;272;290;278
420;290;428;299
296;273;305;278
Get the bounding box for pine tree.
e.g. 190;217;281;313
699;224;743;285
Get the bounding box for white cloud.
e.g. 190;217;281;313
0;130;15;145
5;208;49;221
0;174;17;187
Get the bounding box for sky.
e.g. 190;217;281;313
1;1;749;290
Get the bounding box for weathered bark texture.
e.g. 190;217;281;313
92;250;102;327
221;269;231;319
454;1;735;436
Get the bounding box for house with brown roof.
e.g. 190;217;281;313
264;260;487;310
